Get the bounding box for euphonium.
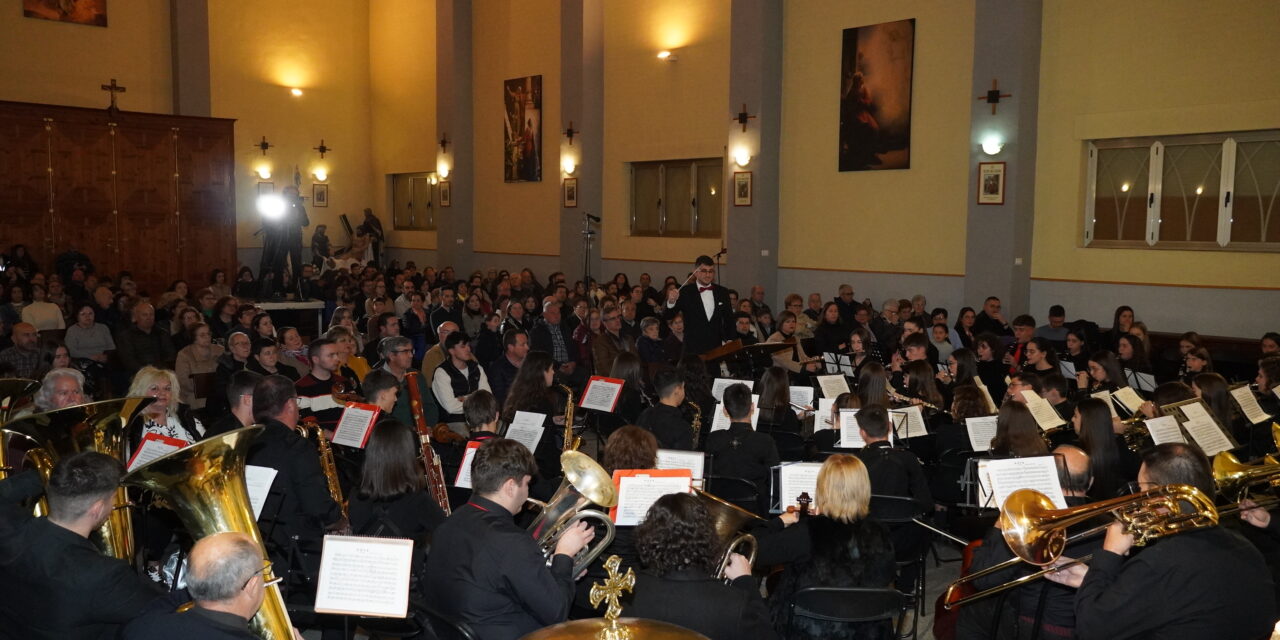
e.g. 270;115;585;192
123;426;296;640
693;489;765;579
558;384;580;452
1;397;152;560
1120;413;1149;452
526;451;618;575
0;378;40;425
1213;450;1280;503
299;417;347;520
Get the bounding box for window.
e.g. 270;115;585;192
1084;130;1280;251
630;158;723;237
391;172;436;231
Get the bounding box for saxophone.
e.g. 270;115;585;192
406;371;452;515
301;416;347;519
558;384;581;452
687;401;703;449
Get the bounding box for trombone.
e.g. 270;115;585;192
942;483;1218;610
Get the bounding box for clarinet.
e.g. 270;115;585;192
406;371;452;515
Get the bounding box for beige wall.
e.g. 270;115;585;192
471;0;561;257
209;0;374;252
778;0;974;276
1032;0;1280;289
0;1;172;113
370;0;438;251
600;0;729;264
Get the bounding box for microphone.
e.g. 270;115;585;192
584;213;602;222
713;247;727;258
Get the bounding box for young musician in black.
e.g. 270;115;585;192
705;383;780;514
636;369;695;450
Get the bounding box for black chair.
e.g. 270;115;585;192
703;474;763;515
769;430;807;461
422;602;480;640
869;495;933;640
783;586;908;638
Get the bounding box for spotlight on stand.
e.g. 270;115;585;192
257;194;286;220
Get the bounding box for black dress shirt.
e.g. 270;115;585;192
636;402;695;450
123;605;255;639
486;354;521;406
705;422;780;512
246;419;344;560
424;496;575;640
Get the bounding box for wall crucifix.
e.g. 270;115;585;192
100;78;126;112
977;78;1012;115
732;103;757;132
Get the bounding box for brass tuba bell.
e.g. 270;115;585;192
526;450;619;576
693;489;764;579
123;425;296;640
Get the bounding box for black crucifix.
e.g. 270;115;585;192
256;136;273;156
564;121;579;146
439;133;450;154
732;103;757;132
313;139;331;158
101;78;126;113
978;78;1012;115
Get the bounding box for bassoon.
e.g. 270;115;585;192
406;371;451;515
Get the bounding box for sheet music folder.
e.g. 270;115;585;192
699;339;792;364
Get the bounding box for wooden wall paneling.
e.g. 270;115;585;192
0;105;53;272
48;111;118;279
174;121;236;288
113;118;180;295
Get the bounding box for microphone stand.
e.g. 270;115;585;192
580;213;600;295
713;247;727;285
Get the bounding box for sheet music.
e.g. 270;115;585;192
1145;415;1186;445
789;386;815;413
614;473;693;526
975;380;998;414
655;449;705;479
838;409;866;448
1178;401;1235;456
776;462;823;511
1230;385;1272;425
817;375;850;399
454;442;481;489
710;394;760;432
1020;390;1067;431
965;416;999;452
1091;391;1119;419
814;397;836;431
1112;387;1146;415
580;377;625;412
890;405;929;439
712;378;753;401
505;411;547;453
315;535;414;618
244;465;278;520
978;456;1068;511
331;403;380;448
126;432;187;471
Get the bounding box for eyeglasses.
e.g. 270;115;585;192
243;561;282;590
392;349;413;355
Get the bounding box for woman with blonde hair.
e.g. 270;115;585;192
755;454;897;639
127;365;204;447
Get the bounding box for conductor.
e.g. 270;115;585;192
664;255;734;357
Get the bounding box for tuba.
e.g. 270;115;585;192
1;397;152;560
123;426;295;640
526;450;618;575
694;489;764;578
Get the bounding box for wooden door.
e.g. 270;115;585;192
175;121;236;289
0;105;53;273
113;119;178;296
48;111;118;279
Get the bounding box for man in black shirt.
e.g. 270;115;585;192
664;255;734;357
853;405;934;562
429;285;462;344
204;370;262;438
973;296;1013;337
425;438;594;640
705;384;780;514
486;329;528;406
1046;443;1277;638
636;370;694;450
0;452;163;639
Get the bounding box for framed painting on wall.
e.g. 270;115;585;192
838;18;915;171
440;180;452;207
563;178;578;207
977;162;1005;205
313;183;328;208
733;172;752;206
504;75;542;182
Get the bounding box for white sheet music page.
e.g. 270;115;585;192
817;375;850;399
244;465;278;520
975;380;998;414
965;416;999;452
814;397;836;431
315;535;414;618
1179;402;1235;456
506;411;547;453
789;386;815;413
1091;391;1119;419
1112;387;1146;415
1230;385;1272;425
126;432;187;472
580;377;625;412
331;403;380;448
1145;415;1186;445
614;473;693;526
838;409;871;448
710;394;760;432
712;378;753;402
1020;390;1068;431
776;462;823;510
982;456;1068;510
454;442;481;489
655;449;705;479
891;405;930;439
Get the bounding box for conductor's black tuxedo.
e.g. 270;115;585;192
668;281;734;357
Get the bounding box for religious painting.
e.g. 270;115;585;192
839;18;915;172
977;162;1005;205
23;0;107;26
562;178;578;208
733;172;752;207
504;75;543;182
313;183;328;208
439;180;451;207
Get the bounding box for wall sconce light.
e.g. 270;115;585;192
732;146;751;168
657;50;678;62
562;157;577;175
437;159;451;180
312;168;328;182
427;172;439;186
981;135;1004;156
290;88;303;97
255;165;271;180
